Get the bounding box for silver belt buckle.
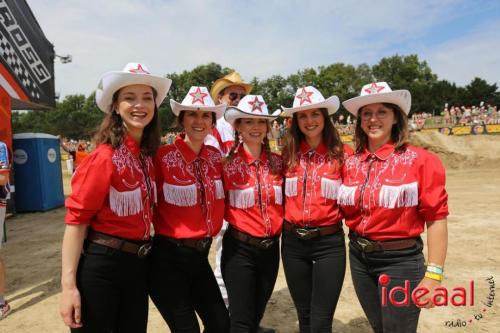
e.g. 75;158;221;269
137;243;152;258
258;238;275;249
196;238;211;252
356;238;375;253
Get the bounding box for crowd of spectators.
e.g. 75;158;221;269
410;103;500;129
60;102;499;163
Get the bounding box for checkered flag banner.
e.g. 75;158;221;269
0;0;55;108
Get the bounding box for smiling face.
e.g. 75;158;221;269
296;108;325;145
359;103;396;150
235;117;269;146
115;84;155;137
181;110;214;144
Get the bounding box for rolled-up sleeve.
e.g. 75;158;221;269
65;147;113;225
417;151;449;222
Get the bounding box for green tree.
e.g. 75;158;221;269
464;77;500;107
372;54;437;114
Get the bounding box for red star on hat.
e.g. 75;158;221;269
248;96;264;112
128;64;150;74
189;87;208;105
364;82;385;94
296;87;314;105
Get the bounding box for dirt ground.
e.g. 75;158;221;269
1;133;499;332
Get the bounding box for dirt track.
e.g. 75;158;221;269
1;133;499;332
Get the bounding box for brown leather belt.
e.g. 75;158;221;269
86;229;152;258
158;235;213;252
349;233;417;253
228;226;278;249
283;220;342;240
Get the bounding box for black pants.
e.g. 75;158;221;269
148;236;229;333
281;229;346;333
221;232;280;333
349;238;425;333
71;242;148;333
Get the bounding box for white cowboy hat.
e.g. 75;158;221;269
281;86;340;116
95;62;172;113
225;95;280;126
342;82;411;116
170;86;226;119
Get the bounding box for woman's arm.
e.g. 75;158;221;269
59;224;87;328
416;218;448;308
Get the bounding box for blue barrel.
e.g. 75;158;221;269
12;133;64;212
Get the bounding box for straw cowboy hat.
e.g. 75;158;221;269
342;82;411;116
281;86;340;116
210;71;253;102
95;62;172;113
225;95;280;126
170;86;226;119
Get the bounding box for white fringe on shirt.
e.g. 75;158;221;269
379;182;418;208
229;188;255;209
285;177;298;197
274;185;283;205
109;186;142;216
163;183;197;207
337;184;357;206
214;179;225;200
321;178;341;200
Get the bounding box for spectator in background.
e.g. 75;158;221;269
0;140;11;319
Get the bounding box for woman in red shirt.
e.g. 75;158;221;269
281;87;350;333
341;82;449;333
221;95;282;332
60;63;171;332
148;86;229;333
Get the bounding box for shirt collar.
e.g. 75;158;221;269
299;140;327;156
238;143;267;165
174;134;210;164
360;141;395;161
123;134;141;158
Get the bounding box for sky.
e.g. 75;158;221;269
27;0;500;99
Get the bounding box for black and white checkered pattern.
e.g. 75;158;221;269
0;32;42;100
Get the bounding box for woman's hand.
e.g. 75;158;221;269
59;285;82;328
415;276;442;309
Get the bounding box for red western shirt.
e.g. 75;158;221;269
223;145;284;238
284;141;353;227
65;135;156;240
339;142;449;241
154;135;225;239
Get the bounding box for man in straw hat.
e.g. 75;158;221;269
208;71;253;155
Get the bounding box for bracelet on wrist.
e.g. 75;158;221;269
426;265;444;275
425;271;444;282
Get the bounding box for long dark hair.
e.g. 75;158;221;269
93;87;161;156
282;108;344;170
354;103;409;153
225;119;279;175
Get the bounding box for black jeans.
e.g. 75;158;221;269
281;228;346;333
221;232;280;333
148;236;229;333
71;242;148;333
349;237;425;333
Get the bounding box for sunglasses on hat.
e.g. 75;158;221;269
228;92;246;101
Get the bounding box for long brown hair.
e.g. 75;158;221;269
225;119;279;175
93;87;161;156
354;103;409;153
282;108;344;170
